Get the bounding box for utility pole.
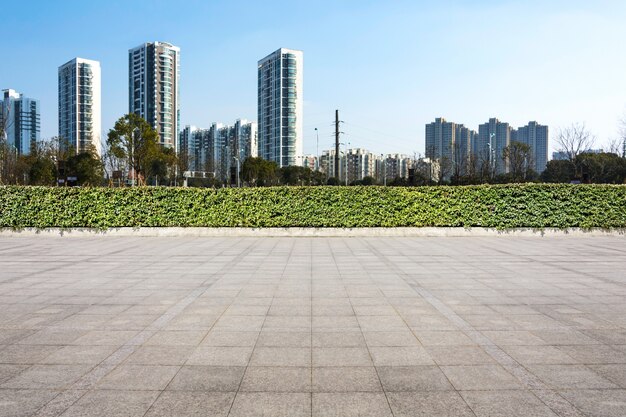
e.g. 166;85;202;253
335;110;340;179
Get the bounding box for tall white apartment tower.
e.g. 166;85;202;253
129;42;180;150
258;48;303;167
1;89;40;155
58;58;102;155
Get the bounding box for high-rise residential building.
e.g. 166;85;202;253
425;117;455;162
512;121;549;173
302;155;317;170
0;89;40;155
258;48;303;167
383;154;412;181
454;124;475;168
230;119;258;166
319;150;337;180
58;58;102;155
425;118;474;178
129;42;180;150
477;118;511;174
345;148;377;183
179;125;201;171
180;120;258;182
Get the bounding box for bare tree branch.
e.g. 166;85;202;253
555;123;596;162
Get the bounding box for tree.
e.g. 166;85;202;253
147;145;178;185
280;166;312;186
575;152;626;184
555;123;596;162
107;114;160;185
502;141;534;182
540;160;576;183
241;157;278;186
66;146;104;186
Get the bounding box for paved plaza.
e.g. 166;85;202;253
1;236;626;417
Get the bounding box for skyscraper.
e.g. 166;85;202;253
477;118;511;174
1;89;40;155
258;48;303;167
425;117;455;162
512;121;549;173
425;118;474;177
58;58;102;155
129;42;180;150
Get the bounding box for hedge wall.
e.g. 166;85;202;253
0;184;625;229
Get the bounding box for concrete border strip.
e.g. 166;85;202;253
1;227;625;238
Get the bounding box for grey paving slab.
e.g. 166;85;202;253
167;365;245;391
0;389;60;417
228;392;311;417
312;392;393;416
387;391;475;417
240;366;311;392
461;390;559;417
312;367;382;392
144;391;234;417
1;235;626;417
59;389;160;417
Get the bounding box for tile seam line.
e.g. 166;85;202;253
359;238;586;417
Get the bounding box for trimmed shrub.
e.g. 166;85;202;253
0;184;625;229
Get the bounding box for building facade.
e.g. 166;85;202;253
258;48;303;167
512;121;549;173
129;42;180;149
179;120;258;182
425;118;474;178
383;154;412;181
345;148;377;183
477;118;511;175
425;117;455;162
1;89;40;155
58;58;102;155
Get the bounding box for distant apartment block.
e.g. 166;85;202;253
319;148;379;183
129;42;180;149
179;120;257;183
382;154;412;182
477;118;511;175
58;58;102;155
425;118;475;178
302;155;317;171
346;148;377;183
0;89;40;155
511;121;548;173
258;48;303;167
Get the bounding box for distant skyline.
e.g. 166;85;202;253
2;0;625;156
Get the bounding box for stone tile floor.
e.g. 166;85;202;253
0;236;625;416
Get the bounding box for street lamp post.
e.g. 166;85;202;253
489;133;496;177
381;154;387;186
315;128;319;171
234;157;240;188
345;142;350;186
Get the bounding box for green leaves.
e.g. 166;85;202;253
0;184;625;229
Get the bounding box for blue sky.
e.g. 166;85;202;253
3;0;625;155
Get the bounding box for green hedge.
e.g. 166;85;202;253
0;184;625;229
